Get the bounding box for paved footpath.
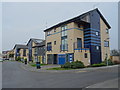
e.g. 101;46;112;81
20;62;119;73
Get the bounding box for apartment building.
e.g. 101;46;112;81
27;38;45;63
13;44;28;60
44;8;111;66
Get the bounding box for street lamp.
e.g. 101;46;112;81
34;47;41;69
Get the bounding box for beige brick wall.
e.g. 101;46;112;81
100;18;110;61
45;22;90;65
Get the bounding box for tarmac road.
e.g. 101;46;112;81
2;61;119;88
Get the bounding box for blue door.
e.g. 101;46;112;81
58;54;66;65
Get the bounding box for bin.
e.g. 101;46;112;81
36;62;41;69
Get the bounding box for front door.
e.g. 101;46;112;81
53;54;58;64
58;54;66;65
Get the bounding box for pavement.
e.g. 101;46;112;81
2;61;119;88
20;62;119;73
86;78;119;88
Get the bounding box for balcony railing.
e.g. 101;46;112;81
47;46;52;51
73;42;89;52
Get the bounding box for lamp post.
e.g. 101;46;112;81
34;47;41;69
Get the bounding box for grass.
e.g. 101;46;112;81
30;63;48;67
46;67;74;70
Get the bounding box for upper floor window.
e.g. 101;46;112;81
96;46;99;50
61;25;67;31
61;37;68;51
61;25;67;37
104;41;109;47
106;29;109;34
96;32;99;36
47;42;52;51
23;49;26;56
54;28;56;32
47;30;52;35
54;41;56;45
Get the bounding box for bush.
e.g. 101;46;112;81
103;59;115;65
61;61;85;69
61;62;71;68
91;63;106;67
16;57;21;61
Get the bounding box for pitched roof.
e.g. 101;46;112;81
32;40;45;48
13;44;28;49
44;8;111;32
27;38;44;46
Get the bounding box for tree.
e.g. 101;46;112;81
111;49;120;56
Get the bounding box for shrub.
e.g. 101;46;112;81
16;57;21;61
61;62;71;68
91;63;106;67
61;61;85;69
103;59;115;65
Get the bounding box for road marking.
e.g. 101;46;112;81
75;70;87;73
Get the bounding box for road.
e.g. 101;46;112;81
2;61;119;88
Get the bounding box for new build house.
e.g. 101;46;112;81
44;8;111;66
27;38;45;63
13;44;28;60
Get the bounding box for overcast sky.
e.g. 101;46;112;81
2;2;118;51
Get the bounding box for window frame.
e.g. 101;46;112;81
84;53;88;58
104;41;109;47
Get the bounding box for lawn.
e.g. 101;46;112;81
46;67;74;70
30;63;48;67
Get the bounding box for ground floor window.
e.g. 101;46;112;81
84;53;88;58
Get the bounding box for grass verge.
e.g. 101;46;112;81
46;67;74;70
30;63;48;67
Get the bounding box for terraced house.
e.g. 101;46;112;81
44;8;111;66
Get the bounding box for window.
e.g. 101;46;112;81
61;25;68;51
106;29;109;34
23;49;26;56
54;28;56;32
104;41;109;47
96;32;99;36
47;42;52;51
47;30;52;35
96;46;99;50
61;36;68;51
84;53;88;58
77;38;82;48
54;41;56;45
61;25;67;37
